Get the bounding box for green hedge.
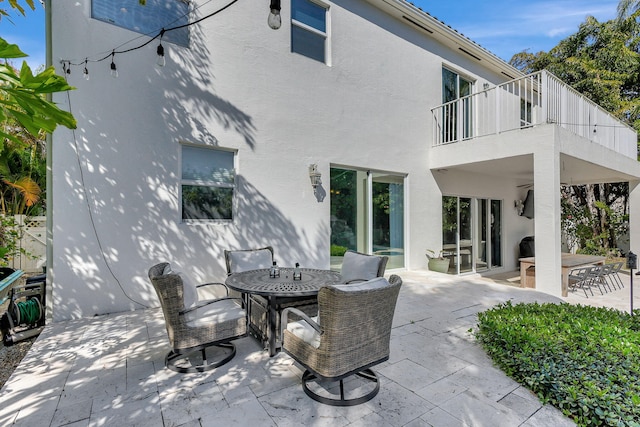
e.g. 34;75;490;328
474;302;640;426
330;244;348;257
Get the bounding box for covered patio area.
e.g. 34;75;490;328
0;271;581;426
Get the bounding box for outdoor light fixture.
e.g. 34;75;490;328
156;29;166;67
309;164;322;191
156;43;166;67
268;0;281;30
110;52;118;78
83;59;89;81
483;83;490;90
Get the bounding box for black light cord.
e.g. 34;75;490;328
62;76;149;309
62;0;239;69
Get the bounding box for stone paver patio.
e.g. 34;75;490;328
4;268;632;426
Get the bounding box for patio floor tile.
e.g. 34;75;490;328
0;269;590;426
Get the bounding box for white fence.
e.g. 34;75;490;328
431;70;638;159
6;215;46;273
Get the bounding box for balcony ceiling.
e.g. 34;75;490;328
435;153;640;187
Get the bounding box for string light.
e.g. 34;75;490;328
268;0;281;30
59;0;257;79
156;29;166;67
83;59;89;81
110;52;118;78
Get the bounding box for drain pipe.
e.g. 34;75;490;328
44;0;53;324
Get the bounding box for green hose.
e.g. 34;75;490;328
13;298;41;325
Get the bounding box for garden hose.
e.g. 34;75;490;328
12;298;42;326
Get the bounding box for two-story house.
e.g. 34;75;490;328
47;0;640;320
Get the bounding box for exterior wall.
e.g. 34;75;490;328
48;1;533;320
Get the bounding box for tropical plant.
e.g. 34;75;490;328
0;0;77;261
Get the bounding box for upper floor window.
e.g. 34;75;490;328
442;68;474;142
291;0;328;63
181;145;235;221
92;0;190;47
521;99;533;127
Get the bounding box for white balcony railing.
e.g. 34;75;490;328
431;70;638;159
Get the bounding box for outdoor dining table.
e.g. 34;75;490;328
519;253;605;297
225;267;342;356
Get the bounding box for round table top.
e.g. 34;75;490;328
225;268;343;297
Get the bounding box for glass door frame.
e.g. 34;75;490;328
330;166;407;271
443;195;503;274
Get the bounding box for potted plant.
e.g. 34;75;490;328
426;249;451;273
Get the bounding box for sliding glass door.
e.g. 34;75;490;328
443;196;502;274
330;167;405;270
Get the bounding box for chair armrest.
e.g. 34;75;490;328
196;282;229;296
179;296;242;315
281;307;322;338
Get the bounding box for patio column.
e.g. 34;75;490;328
533;144;563;296
629;181;640;258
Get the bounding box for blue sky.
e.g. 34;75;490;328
0;0;623;70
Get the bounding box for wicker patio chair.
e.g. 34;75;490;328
340;250;389;284
224;247;317;351
281;274;402;406
148;262;247;373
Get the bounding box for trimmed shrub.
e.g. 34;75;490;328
474;302;640;426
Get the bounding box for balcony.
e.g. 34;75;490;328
431;70;637;160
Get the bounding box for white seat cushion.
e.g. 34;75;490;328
332;277;389;292
340;251;381;283
228;249;273;273
286;315;321;348
184;298;245;326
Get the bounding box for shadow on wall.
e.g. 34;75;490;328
53;14;326;319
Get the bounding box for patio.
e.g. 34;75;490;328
5;269;631;426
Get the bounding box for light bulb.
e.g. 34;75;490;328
268;0;281;30
110;61;118;78
83;59;89;80
268;9;281;29
156;43;166;67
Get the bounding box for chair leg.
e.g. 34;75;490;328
165;343;236;373
301;369;380;406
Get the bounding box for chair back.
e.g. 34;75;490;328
340;250;388;283
313;274;401;378
224;246;274;274
148;262;189;349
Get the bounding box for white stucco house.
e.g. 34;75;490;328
47;0;640;321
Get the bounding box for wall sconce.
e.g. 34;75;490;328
483;83;490;90
309;164;322;191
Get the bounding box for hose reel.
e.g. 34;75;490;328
1;275;46;345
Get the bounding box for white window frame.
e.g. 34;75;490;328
291;0;331;65
180;143;236;223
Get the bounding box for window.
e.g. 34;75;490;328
521;99;532;127
291;0;328;63
330;167;405;271
181;145;235;221
92;0;190;47
442;68;473;142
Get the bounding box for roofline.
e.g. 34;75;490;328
369;0;525;80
